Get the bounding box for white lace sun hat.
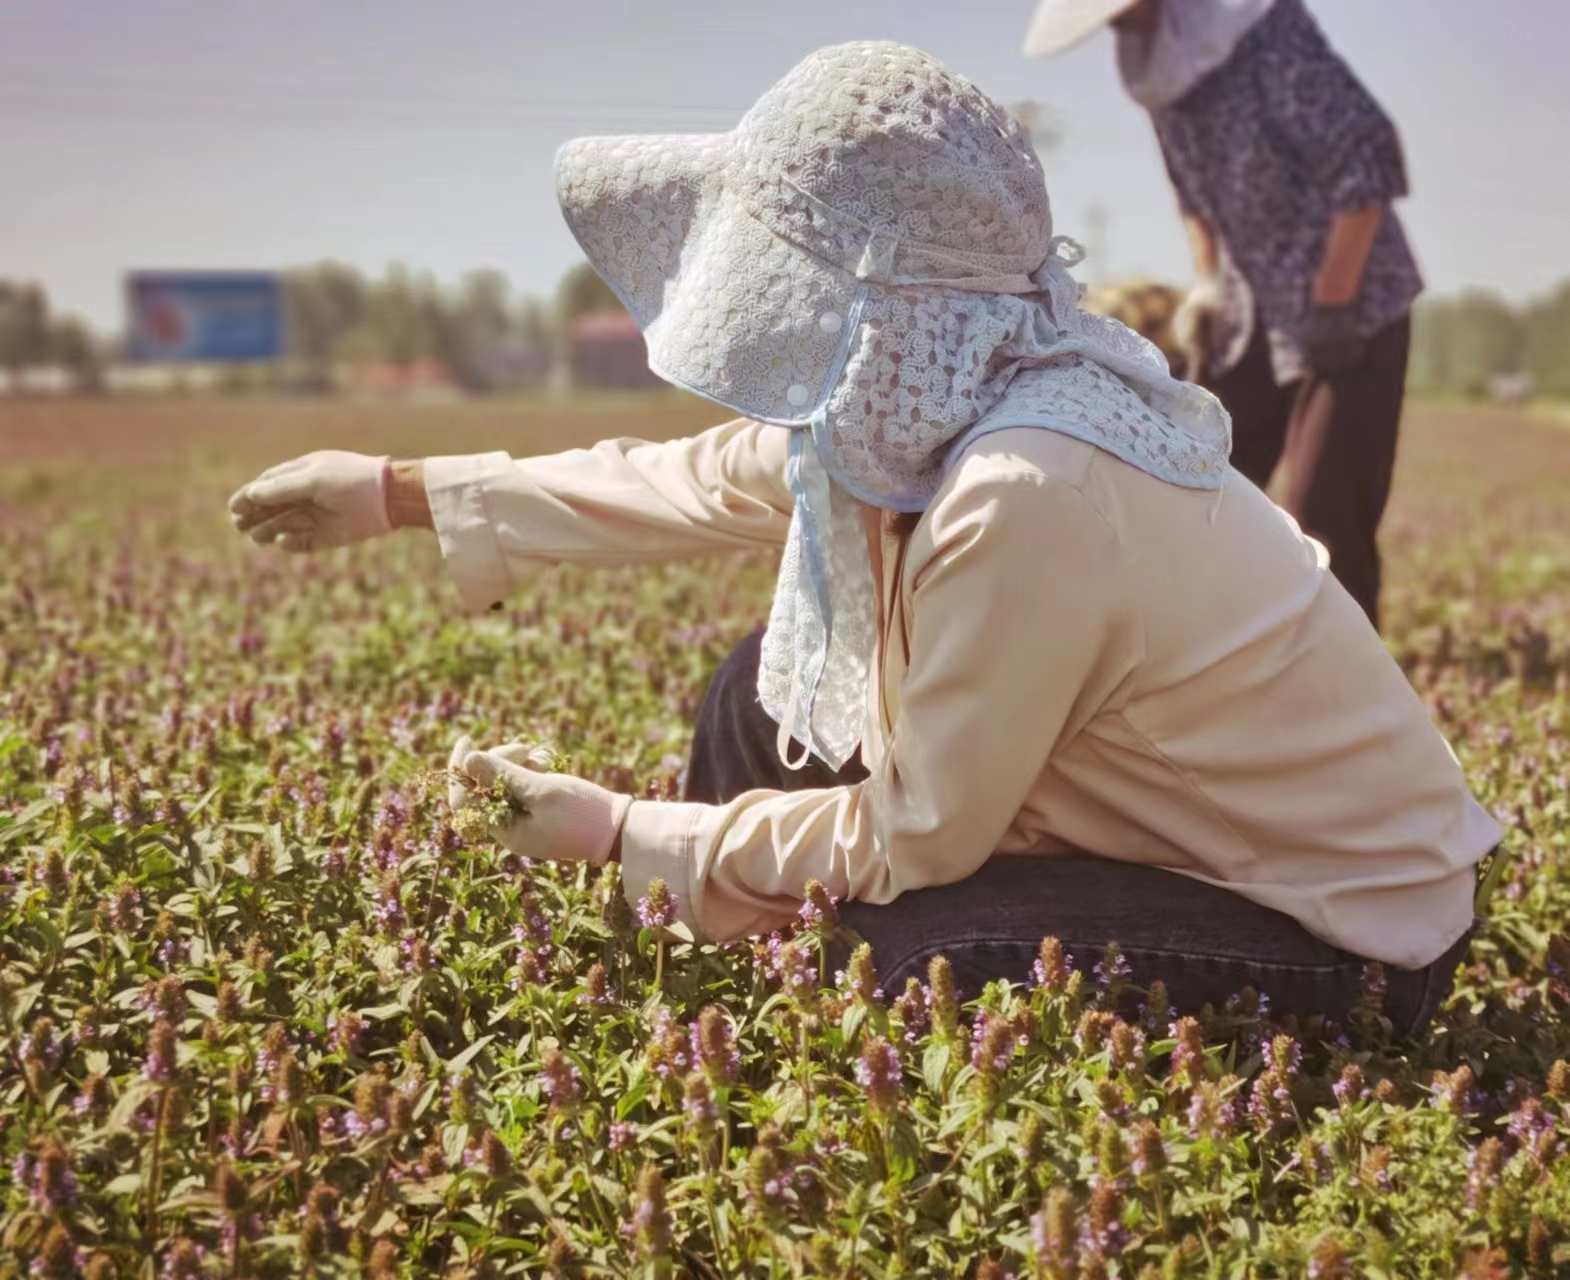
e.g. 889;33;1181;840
556;42;1230;770
557;43;1065;428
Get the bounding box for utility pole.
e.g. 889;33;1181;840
1005;101;1062;162
1083;204;1109;285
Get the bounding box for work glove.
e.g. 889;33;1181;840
1299;303;1367;377
446;735;631;866
1170;275;1223;382
229;450;391;553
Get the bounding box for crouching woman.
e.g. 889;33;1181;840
230;43;1498;1034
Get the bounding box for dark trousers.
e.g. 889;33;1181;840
1210;316;1410;630
686;629;1470;1034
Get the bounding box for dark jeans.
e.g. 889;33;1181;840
686;629;1471;1035
1209;315;1409;630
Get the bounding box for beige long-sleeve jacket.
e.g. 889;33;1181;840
425;418;1499;970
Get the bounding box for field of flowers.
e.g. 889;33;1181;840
2;395;1569;1279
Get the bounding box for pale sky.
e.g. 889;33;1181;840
3;0;1567;330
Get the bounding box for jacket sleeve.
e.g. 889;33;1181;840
617;461;1140;942
1259;12;1410;210
422;417;794;612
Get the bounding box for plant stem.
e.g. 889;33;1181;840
145;1086;170;1252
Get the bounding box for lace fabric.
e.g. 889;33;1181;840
555;41;1233;769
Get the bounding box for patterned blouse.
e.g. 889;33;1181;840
1151;0;1422;383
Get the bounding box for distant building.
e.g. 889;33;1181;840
103;363;224;394
341;360;460;398
1485;371;1534;407
567;311;661;391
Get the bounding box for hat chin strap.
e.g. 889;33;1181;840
774;662;816;771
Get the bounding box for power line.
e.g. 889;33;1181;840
0;69;746;128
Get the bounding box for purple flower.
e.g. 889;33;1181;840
608;1122;638;1152
1079;1180;1130;1257
218;1210;263;1253
540;1049;583;1111
399;932;437;974
1506;1097;1558;1163
1186;1082;1238;1139
646;1010;693;1079
372;874;405;935
140;976;188;1023
1332;1064;1369;1110
1093;943;1132;989
379;791;411;827
1247;1070;1295;1136
683;1074;719;1129
343;1112;388;1141
1465;1139;1504;1211
1030;1189;1078;1275
1130;1126;1167;1177
1169;1018;1206;1084
1032;937;1074;991
854;1037;903;1113
892;979;930;1045
578;962;616;1007
798;879;839;931
19;1020;65;1073
1429;1066;1477;1115
327;1012;366;1056
689;1007;741;1083
635;878;678;929
142;1020;179;1083
1267;1034;1302;1078
626;1166;672;1259
161;1239;207;1280
106;882;143;932
512;892;552;949
969;1011;1020;1075
1362;1148;1392;1194
759;935;814;997
1109;1022;1147;1076
1095;1080;1131;1123
156;936;189;969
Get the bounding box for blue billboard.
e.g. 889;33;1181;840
126;272;285;362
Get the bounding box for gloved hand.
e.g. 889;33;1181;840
1170;275;1223;382
229;451;392;553
446;735;631;866
1299;303;1367;377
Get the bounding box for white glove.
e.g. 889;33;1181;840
446;735;632;866
1170;275;1224;382
229;450;392;553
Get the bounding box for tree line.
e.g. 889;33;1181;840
3;266;1567;399
1408;281;1570;399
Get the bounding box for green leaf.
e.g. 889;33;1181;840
445;1033;496;1072
108;1079;159;1130
360;1002;407;1021
615;1071;650;1120
842;1002;867;1045
390;1174;453;1206
922;1041;952;1095
443;1122;471;1169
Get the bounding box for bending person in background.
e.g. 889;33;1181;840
1027;0;1421;628
230;43;1496;1035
